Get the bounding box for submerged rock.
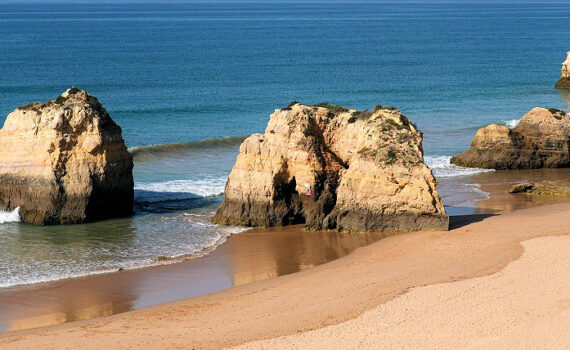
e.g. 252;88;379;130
213;102;448;233
0;88;134;225
451;107;570;170
555;51;570;90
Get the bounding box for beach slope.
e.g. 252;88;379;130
2;204;570;349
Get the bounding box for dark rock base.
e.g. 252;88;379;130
213;199;449;233
556;78;570;90
0;174;133;225
451;149;570;170
334;209;450;233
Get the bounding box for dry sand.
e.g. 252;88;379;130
236;235;570;349
2;203;570;349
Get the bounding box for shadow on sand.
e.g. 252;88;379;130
449;213;498;230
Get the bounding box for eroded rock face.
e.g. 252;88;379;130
213;102;448;233
451;107;570;170
0;88;134;225
555;51;570;89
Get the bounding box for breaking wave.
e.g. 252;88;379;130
0;207;20;224
425;155;495;178
134;177;227;203
498;119;520;128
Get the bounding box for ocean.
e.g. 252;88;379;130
0;1;569;288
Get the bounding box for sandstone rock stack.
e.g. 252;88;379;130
451;107;570;170
0;88;134;225
555;51;570;89
213;102;448;233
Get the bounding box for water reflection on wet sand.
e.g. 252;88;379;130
0;226;385;332
471;168;570;213
3;167;570;333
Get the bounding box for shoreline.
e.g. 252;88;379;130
2;161;562;294
2;3;570;348
0;222;243;291
0;164;514;291
2;168;570;332
2;168;570;334
3;201;570;349
0;225;387;333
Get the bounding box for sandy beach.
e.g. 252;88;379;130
237;234;570;349
2;201;570;349
2;2;570;350
0;225;385;333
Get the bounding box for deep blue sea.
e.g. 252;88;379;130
1;1;569;288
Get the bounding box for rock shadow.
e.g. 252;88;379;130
449;213;498;230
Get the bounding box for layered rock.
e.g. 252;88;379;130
0;88;134;225
555;51;570;89
451;107;570;170
213;102;448;233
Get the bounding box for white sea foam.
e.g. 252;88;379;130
0;265;138;289
134;177;227;202
440;182;492;216
0;220;248;289
425;156;495;178
460;183;490;202
0;207;20;224
502;119;520;128
427;157;494;215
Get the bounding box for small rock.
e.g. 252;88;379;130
507;183;534;194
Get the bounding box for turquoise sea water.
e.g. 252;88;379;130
0;1;569;287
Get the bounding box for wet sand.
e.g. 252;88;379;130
3;168;570;348
3;202;570;349
0;225;386;332
439;168;570;217
473;168;570;213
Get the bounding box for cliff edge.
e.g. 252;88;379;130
213;102;448;233
0;88;134;225
451;107;570;170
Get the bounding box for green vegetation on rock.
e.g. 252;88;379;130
67;87;81;95
314;101;349;115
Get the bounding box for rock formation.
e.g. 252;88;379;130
0;88;134;225
555;51;570;89
451;107;570;170
507;183;535;194
213;102;448;233
507;182;570;196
